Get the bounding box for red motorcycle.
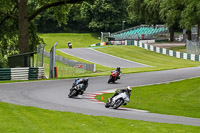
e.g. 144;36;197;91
108;70;119;83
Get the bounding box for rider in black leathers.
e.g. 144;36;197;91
72;78;89;94
115;67;122;79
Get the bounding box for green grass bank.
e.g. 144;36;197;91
0;102;199;133
96;77;200;118
40;33;100;52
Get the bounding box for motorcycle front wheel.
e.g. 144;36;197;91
113;99;124;109
105;102;110;108
108;76;113;84
68;89;78;98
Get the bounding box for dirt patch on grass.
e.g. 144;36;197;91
149;43;186;48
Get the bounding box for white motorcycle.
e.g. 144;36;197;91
105;92;130;109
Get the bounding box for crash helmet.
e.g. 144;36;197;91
127;86;132;91
84;78;89;82
116;67;121;71
75;78;80;81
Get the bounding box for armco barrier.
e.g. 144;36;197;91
29;67;38;80
38;67;46;79
11;67;29;80
0;68;11;80
0;67;45;81
134;41;200;62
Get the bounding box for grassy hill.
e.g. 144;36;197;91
39;33;100;51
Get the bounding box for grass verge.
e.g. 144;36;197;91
0;102;199;133
94;45;200;73
96;77;200;118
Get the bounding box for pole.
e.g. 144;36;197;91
49;42;57;78
122;21;125;30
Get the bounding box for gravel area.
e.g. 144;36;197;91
149;43;186;48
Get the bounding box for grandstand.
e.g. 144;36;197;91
110;25;168;41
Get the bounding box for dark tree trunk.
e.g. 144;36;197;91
169;26;174;42
186;30;192;40
17;0;84;54
18;0;29;54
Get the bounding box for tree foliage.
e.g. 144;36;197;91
180;0;200;30
128;0;200;40
127;0;162;25
0;0;200;58
80;0;129;31
0;0;85;55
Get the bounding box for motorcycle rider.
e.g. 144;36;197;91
68;41;72;49
71;78;89;94
115;67;122;79
109;86;132;105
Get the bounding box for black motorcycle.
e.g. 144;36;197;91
68;84;84;98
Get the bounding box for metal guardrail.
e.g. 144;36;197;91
38;67;46;79
0;67;45;81
29;67;39;80
44;50;96;72
0;68;11;80
11;67;29;80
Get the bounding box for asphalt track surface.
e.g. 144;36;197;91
58;48;150;68
1;67;200;126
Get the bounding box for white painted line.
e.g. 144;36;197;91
122;108;149;113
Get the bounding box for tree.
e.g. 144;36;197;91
0;0;18;56
127;0;162;25
160;0;185;41
80;0;129;32
180;0;200;40
0;0;88;55
128;0;184;41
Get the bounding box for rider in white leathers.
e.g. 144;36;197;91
109;86;132;105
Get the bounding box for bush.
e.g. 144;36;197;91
0;54;8;68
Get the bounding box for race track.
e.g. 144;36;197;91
1;67;200;126
58;48;150;68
